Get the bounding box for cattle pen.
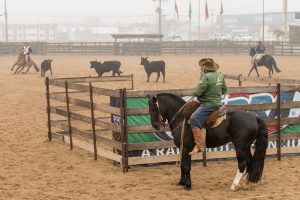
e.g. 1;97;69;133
45;74;300;173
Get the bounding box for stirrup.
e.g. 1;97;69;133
189;145;204;155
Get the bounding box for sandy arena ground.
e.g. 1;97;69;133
0;54;299;200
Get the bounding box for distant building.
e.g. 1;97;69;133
217;12;300;41
0;23;119;42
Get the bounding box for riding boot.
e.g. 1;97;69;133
189;127;206;155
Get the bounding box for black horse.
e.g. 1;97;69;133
249;47;281;77
140;57;165;83
148;93;268;190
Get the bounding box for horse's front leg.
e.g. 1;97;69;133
15;65;24;74
11;63;17;72
248;66;254;76
179;147;192;190
254;65;259;77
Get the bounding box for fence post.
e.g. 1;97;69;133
238;74;243;86
65;81;73;150
202;148;207;167
119;89;128;172
89;82;97;160
281;41;284;56
291;43;293;56
130;74;134;90
45;77;52;141
122;88;128;171
276;83;281;161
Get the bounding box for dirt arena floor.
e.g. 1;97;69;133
0;54;299;200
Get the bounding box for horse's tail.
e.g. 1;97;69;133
248;117;268;183
271;57;281;73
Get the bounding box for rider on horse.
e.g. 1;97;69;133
189;58;227;155
252;40;266;67
23;42;32;65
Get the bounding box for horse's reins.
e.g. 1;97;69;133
155;96;196;166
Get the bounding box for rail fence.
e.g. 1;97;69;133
45;74;300;172
2;41;300;55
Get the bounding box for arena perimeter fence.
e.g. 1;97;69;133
45;74;300;172
2;41;300;56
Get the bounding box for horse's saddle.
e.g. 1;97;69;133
204;106;226;128
255;54;265;62
182;101;226;128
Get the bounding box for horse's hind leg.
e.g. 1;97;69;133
162;71;165;83
23;65;31;74
231;150;247;191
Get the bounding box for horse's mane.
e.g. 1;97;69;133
157;93;186;105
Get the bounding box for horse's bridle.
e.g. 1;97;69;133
154;96;168;128
154;96;195;128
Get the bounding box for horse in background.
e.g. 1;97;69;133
248;47;281;77
140;57;165;83
11;51;40;74
148;93;268;191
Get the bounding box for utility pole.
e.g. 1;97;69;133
4;0;8;42
153;0;163;40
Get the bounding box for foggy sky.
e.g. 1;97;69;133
0;0;299;24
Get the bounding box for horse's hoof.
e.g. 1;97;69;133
184;185;191;190
177;181;185;186
231;184;239;191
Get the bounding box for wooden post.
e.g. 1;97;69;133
65;81;73;150
122;88;128;172
89;82;97;160
45;77;52;141
281;41;284;56
130;74;134;90
238;74;242;86
202;148;207;167
119;89;127;172
276;83;281;161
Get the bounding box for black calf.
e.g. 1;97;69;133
41;59;53;77
90;60;122;77
140;57;165;83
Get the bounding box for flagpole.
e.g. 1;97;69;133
198;0;201;41
220;0;223;38
189;1;191;41
159;0;162;40
262;0;265;42
173;0;176;37
4;0;8;42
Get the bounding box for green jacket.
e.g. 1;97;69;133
193;71;227;106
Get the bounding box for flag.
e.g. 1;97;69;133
220;0;223;16
189;1;192;21
204;0;209;20
175;1;179;19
